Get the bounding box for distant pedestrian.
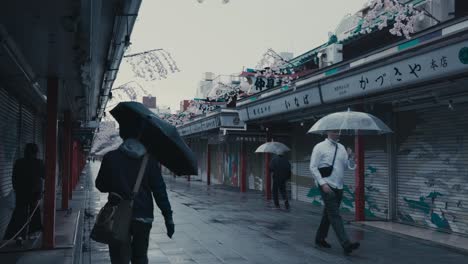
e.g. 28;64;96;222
95;120;174;264
4;143;44;245
309;131;360;255
269;154;291;209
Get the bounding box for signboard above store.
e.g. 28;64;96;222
242;86;321;121
321;41;468;103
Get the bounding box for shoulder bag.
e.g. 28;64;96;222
318;144;338;178
90;154;149;244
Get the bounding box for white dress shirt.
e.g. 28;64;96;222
309;138;355;189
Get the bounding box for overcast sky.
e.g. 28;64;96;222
114;0;367;111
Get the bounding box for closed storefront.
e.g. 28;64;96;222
396;103;468;235
34;114;45;160
20;105;34;153
245;140;265;191
291;125;321;203
209;144;224;185
189;139;207;181
0;87;20;239
340;115;389;220
0;87;46;239
223;142;240;187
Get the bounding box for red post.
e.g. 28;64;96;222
240;141;247;192
355;135;365;221
207;144;211;186
61;111;71;210
265;153;271;200
43;77;58;249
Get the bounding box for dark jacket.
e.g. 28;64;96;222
269;155;291;181
12;158;45;204
95;139;172;220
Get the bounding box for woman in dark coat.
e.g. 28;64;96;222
4;143;44;243
95;121;174;264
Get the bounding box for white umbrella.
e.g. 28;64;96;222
255;142;290;155
308;109;392;135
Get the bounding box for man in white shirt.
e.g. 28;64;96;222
309;130;360;255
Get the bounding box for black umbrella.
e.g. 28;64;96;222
110;101;197;176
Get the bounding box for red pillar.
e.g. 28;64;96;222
43;77;58;249
355;135;365;221
265;153;271;200
61;111;71;210
240;141;247;192
207;144;211;186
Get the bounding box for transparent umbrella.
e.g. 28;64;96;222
307;109;393;135
255;142;290;155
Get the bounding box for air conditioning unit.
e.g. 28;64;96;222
204;72;215;81
318;43;343;68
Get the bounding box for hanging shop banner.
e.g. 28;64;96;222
243;87;321;121
321;41;468;103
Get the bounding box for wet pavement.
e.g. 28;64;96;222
82;162;468;264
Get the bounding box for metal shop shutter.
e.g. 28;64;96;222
196;140;208;182
246;141;264;191
223;142;240;187
337;133;389;220
190;140;205;181
209;144;224;185
0;87;20;238
291;126;321;204
396;103;468;235
34;115;45;160
20;106;34;154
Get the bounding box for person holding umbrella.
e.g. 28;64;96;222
96;114;173;263
269;153;291;210
308;109;392;255
309;130;359;254
255;141;291;209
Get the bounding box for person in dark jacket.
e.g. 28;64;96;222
269;153;291;209
95;121;174;264
4;143;44;244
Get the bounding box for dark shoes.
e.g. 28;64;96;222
343;241;360;255
315;239;332;248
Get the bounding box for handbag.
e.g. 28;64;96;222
90;154;149;244
318;144;338;178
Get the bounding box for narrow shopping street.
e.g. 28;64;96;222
82;162;467;264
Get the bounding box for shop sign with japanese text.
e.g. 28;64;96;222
321;41;468;102
245;87;320;121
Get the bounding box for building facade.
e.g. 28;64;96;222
179;10;468;236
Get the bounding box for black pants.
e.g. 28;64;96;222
4;198;41;240
272;179;288;207
109;221;152;264
315;187;350;247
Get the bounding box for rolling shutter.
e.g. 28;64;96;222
292;126;320;203
20;105;34;154
245;141;264;191
0;87;20;239
396;103;468;235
